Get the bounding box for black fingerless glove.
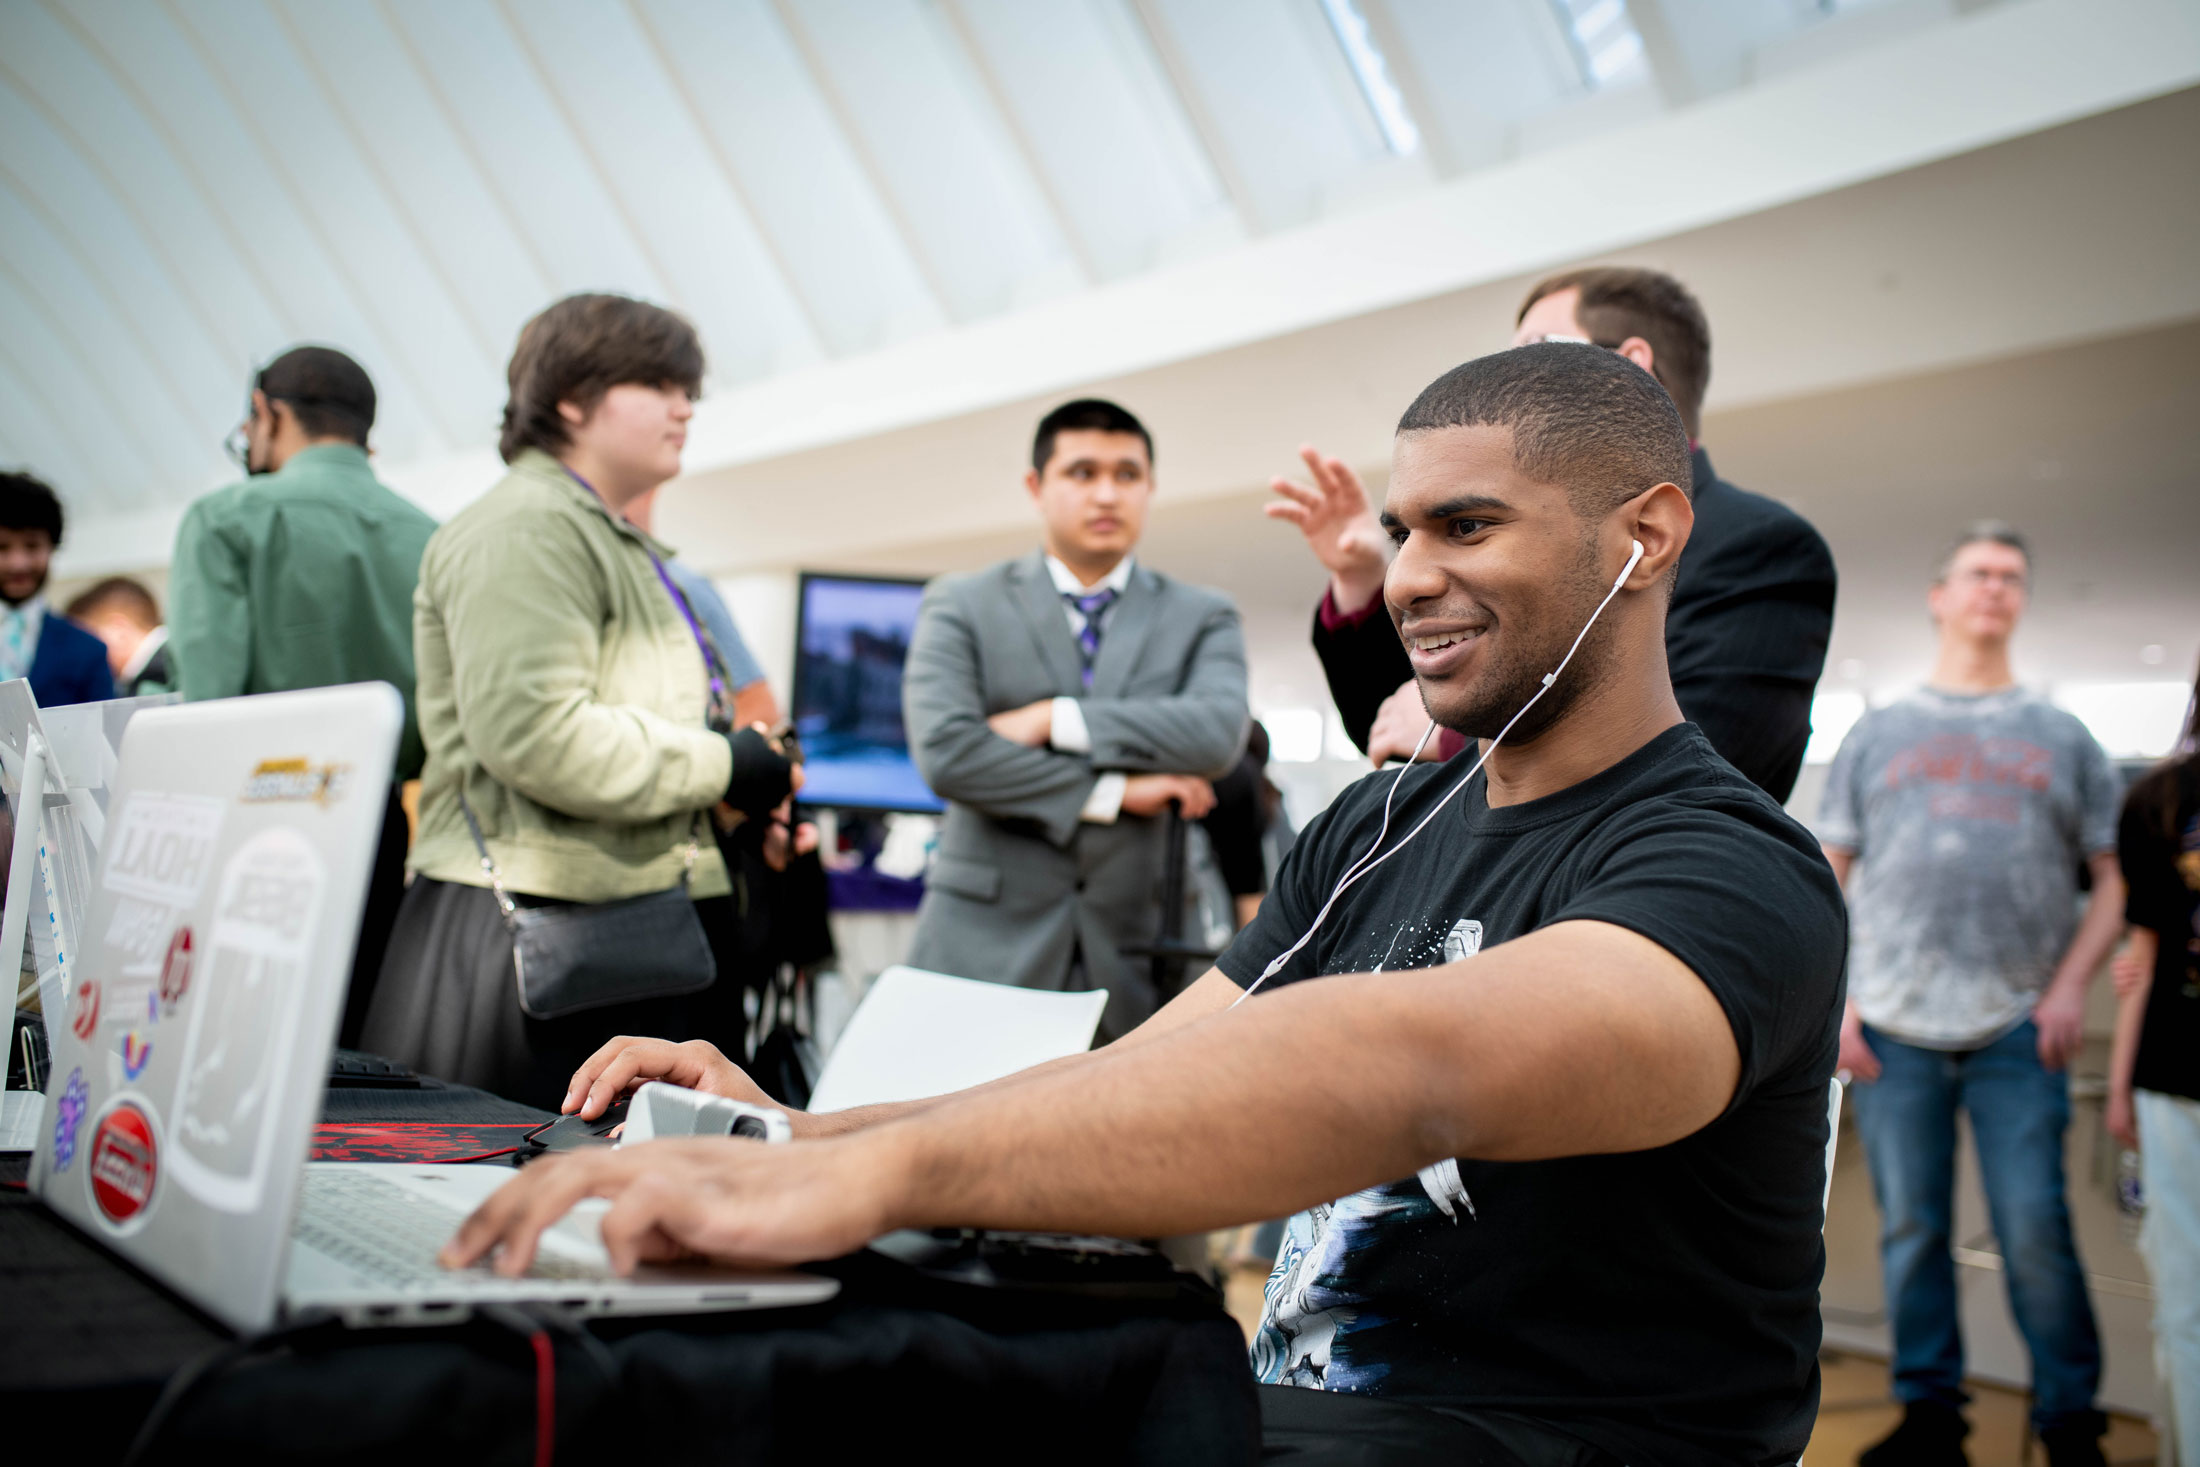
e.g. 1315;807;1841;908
723;727;795;818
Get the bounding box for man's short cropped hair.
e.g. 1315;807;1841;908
1936;520;2031;582
1031;399;1153;475
500;294;705;464
257;346;376;445
1396;343;1692;517
64;576;160;630
1518;267;1711;438
0;471;65;545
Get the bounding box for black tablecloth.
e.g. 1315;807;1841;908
2;1074;1258;1465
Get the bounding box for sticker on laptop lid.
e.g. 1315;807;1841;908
104;793;225;910
52;1068;87;1172
158;925;194;1014
121;1028;153;1081
68;977;100;1040
88;1098;159;1231
167;827;326;1216
241;759;351;805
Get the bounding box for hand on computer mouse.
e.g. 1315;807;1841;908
563;1035;784;1125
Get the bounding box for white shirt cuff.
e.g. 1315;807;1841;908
1049;696;1092;754
1080;772;1126;825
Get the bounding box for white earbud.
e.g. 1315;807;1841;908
1235;534;1650;1006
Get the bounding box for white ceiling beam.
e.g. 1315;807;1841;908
1122;0;1264;235
0;56;245;392
264;0;504;372
933;0;1100;285
154;0;465;450
764;0;961;324
34;0;301;347
490;0;692;325
623;0;832;354
368;0;564;309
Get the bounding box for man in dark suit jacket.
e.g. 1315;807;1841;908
0;471;117;708
905;400;1250;1039
1273;267;1834;803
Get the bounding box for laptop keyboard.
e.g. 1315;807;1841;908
295;1169;601;1287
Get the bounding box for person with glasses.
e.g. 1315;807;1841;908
1820;524;2123;1465
1270;266;1836;804
168;345;438;1045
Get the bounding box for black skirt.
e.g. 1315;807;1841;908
359;877;748;1111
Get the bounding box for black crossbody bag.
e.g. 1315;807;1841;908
459;490;743;1020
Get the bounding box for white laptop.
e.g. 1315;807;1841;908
28;684;837;1331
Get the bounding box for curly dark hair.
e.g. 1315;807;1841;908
0;470;64;544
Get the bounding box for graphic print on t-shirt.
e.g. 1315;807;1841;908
1819;687;2121;1049
1253;911;1483;1391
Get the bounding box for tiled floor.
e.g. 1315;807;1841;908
1218;1263;2159;1463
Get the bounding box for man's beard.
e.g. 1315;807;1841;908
1421;547;1613;745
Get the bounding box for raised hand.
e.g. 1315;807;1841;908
1264;444;1390;615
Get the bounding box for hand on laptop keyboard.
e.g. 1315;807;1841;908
441;1135;881;1277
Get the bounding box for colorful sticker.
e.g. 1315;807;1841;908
68;978;101;1041
89;1101;158;1226
51;1068;87;1171
159;926;195;1013
241;759;351;805
121;1031;153;1081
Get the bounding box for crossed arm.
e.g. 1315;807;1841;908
442;921;1740;1276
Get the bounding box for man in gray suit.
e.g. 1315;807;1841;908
904;399;1250;1039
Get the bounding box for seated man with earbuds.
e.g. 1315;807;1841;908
444;344;1846;1465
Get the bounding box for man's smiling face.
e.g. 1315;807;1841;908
1381;424;1614;743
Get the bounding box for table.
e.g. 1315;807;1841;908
1;1073;1257;1465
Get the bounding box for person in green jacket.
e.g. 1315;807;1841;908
169;346;437;1047
361;294;795;1108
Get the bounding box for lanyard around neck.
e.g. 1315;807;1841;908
562;465;731;714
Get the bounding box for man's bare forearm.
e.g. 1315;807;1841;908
791;970;1242;1140
847;923;1736;1241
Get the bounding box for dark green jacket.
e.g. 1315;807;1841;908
168;443;438;778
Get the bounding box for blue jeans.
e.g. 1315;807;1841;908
1851;1020;2102;1430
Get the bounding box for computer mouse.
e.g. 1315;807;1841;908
526;1096;628;1153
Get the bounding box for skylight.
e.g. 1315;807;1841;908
1320;0;1421;156
1550;0;1649;89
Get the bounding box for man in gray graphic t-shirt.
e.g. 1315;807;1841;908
1818;523;2124;1467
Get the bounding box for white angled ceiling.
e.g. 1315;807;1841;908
2;0;1978;526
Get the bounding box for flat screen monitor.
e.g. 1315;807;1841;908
790;573;944;814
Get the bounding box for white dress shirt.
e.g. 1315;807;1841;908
1042;554;1135;824
121;623;169;686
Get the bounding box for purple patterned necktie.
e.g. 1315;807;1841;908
1064;587;1120;691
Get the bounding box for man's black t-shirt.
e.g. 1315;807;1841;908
2121;763;2200;1102
1216;723;1847;1465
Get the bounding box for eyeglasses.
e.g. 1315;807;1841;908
222;419;250;471
1520;332;1626;350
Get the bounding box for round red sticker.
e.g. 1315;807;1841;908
89;1102;158;1226
159;927;194;1011
69;978;100;1040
